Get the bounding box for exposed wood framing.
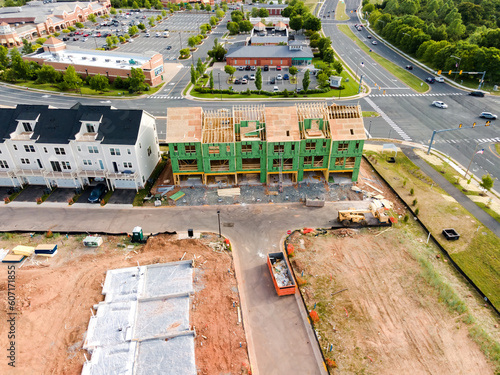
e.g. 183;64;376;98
233;105;266;141
327;104;362;119
201;109;235;144
296;102;329;139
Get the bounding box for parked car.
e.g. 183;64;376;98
426;77;436;83
250;66;256;71
270;77;276;84
250;74;256;80
234;79;241;84
245;65;251;70
155;32;160;37
243;74;249;80
83;33;89;37
241;78;248;84
435;77;444;83
283;74;289;80
432;101;448;109
73;37;79;41
238;66;245;71
276;66;282;71
88;184;107;203
469;91;485;97
95;33;101;37
277;74;282;80
145;33;150;37
62;37;69;41
405;65;413;70
296;88;302;93
166;45;172;50
82;38;88;42
264;65;269;71
273;86;279;92
480;112;497;119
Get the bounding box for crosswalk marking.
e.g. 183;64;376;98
148;95;184;99
370;92;466;97
431;137;500;144
364;97;412;141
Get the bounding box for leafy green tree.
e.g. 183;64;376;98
0;46;10;69
195;3;200;11
206;5;211;12
251;7;259;17
138;23;146;30
239;20;253;32
36;64;59;84
128;67;147;92
196;57;204;76
333;61;343;75
190;64;197;85
3;69;17;83
216;9;224;19
304;15;321;31
36;37;47;45
289;66;298;77
132;1;139;8
224;65;236;80
289;15;303;33
10;49;29;81
231;10;244;23
110;8;117;15
76;22;84;29
179;48;190;58
119;36;126;43
258;8;269;17
68;26;76;32
188;35;197;48
207;38;227;61
148;16;155;27
227;22;239;35
186;3;192;10
317;72;329;87
209;70;214;91
89;74;109;92
480;174;494;191
302;69;310;92
255;67;262;91
144;0;151;9
88;14;97;23
22;39;34;55
323;48;335;64
63;65;82;90
210;16;218;26
62;29;70;34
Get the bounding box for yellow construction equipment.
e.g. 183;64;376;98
338;203;390;227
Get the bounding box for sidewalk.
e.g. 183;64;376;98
401;145;500;237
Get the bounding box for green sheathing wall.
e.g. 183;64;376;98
236;140;267;183
298;138;330;181
329;140;365;181
202;143;237;174
169;142;203;173
266;141;300;174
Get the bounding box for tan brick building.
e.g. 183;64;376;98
24;37;165;87
0;0;110;47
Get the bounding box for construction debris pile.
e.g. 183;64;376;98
271;259;293;288
332;228;357;238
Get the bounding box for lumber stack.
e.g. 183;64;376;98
12;245;35;257
2;253;26;263
217;188;240;197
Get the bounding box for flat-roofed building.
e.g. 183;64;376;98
24;37;165;87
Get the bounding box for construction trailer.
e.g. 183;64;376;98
166;103;366;187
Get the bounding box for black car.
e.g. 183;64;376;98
73;37;79;41
426;77;435;83
234;79;241;84
62;37;69;41
88;183;107;203
166;45;172;50
243;74;249;80
367;35;372;39
245;65;251;70
469;91;485;97
270;77;276;84
264;65;269;71
405;65;413;70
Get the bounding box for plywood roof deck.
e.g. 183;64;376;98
265;106;300;142
166;107;202;143
233;104;266;141
296;102;329;139
327;104;366;141
201;109;235;144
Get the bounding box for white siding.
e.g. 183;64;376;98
134;112;160;186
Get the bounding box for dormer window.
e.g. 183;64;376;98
23;122;33;132
86;123;96;133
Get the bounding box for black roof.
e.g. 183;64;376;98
0;104;144;145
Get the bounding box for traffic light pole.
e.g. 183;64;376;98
427;122;492;155
435;70;486;89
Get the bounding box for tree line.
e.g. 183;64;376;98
364;0;500;82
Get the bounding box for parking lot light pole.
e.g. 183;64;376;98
217;210;221;238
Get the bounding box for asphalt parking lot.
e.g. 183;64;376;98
62;11;220;62
214;66;319;93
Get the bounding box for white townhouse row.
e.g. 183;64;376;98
0;103;160;191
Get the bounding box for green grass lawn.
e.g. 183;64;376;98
362;111;379;117
364;148;500;312
337;25;429;93
303;0;320;12
335;1;350;21
495;143;500;155
12;81;164;97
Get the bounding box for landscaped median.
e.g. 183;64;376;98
337;25;429;93
363;144;500;312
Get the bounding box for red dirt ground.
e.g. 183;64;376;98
0;233;249;374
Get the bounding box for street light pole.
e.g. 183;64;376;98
464;141;486;180
217;210;221;238
218;72;222;101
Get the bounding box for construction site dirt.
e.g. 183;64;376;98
0;233;249;375
288;228;498;374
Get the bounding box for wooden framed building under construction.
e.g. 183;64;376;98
166;103;366;186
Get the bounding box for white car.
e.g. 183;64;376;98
155;32;160;37
273;86;279;92
145;33;150;37
435;77;444;83
432;101;448;109
372;40;378;45
276;74;282;80
250;74;255;80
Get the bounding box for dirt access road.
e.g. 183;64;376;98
289;228;495;374
0;233;249;375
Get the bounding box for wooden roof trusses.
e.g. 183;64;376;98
327;104;362;119
201;109;235;144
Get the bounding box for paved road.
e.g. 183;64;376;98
2;202;381;375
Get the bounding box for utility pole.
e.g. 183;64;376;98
450;55;461;82
218;72;222;101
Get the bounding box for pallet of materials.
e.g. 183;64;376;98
217;188;240;197
12;245;35;257
2;253;26;263
83;236;103;247
169;191;185;201
35;244;58;256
